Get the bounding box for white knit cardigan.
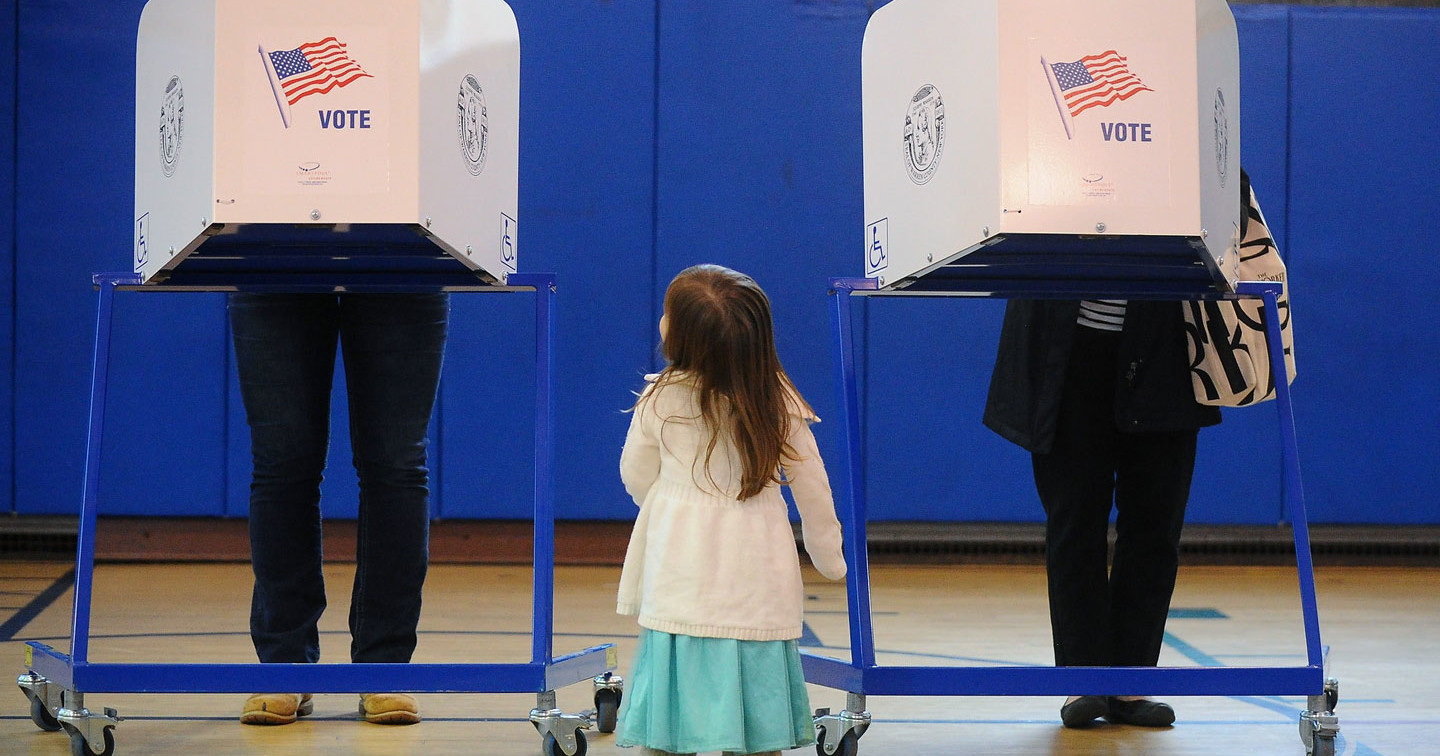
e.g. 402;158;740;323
616;375;847;641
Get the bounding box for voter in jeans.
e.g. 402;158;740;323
228;292;449;726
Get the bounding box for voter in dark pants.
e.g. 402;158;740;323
983;297;1220;728
228;292;449;726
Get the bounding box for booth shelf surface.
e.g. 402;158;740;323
16;266;618;756
801;275;1339;756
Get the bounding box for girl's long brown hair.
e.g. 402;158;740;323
651;264;812;500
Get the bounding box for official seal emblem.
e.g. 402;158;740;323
1213;88;1229;188
903;84;945;185
457;75;489;176
159;75;185;178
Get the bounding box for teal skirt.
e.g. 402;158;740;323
616;629;815;754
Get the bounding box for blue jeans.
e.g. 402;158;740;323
228;293;449;665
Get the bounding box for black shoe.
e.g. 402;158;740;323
1060;695;1109;728
1105;697;1176;727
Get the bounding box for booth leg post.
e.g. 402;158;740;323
1246;284;1339;756
828;279;878;669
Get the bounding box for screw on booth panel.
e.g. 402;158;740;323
1095;222;1107;233
310;210;321;221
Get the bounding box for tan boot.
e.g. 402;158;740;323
359;692;421;725
239;693;313;725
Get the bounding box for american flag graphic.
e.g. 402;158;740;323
1049;50;1152;118
267;37;372;105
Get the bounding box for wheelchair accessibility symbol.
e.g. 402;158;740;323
135;213;150;271
866;218;889;276
501;212;517;272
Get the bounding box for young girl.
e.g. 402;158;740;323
614;264;847;756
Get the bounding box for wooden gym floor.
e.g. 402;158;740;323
2;556;1437;756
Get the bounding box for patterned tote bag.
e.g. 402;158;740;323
1182;176;1296;407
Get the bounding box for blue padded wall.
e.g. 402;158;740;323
1232;4;1291;255
654;0;873;508
2;3;16;514
1286;8;1440;524
9;3;1440;525
437;0;658;520
438;292;537;519
863;297;1033;522
15;0;227;515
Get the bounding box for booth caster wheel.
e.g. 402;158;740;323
543;730;588;756
1300;708;1339;756
18;671;63;732
593;689;620;734
816;729;859;756
28;692;61;732
64;725;115;756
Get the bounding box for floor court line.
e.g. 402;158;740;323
0;568;74;642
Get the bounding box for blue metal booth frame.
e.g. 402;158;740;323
16;235;618;756
801;235;1340;756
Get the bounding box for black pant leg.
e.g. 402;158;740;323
1032;327;1121;667
1109;428;1197;666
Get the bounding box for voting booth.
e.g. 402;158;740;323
134;0;519;286
19;4;617;756
860;0;1241;296
805;2;1339;755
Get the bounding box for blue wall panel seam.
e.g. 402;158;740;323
223;309;231;519
1279;5;1296;525
1282;7;1294;269
6;0;17;515
649;0;662;374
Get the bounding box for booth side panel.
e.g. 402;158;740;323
15;0;228;516
0;0;14;514
1285;8;1440;525
1185;5;1292;526
435;0;659;519
655;0;869;480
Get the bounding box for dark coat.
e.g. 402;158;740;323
982;299;1222;455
